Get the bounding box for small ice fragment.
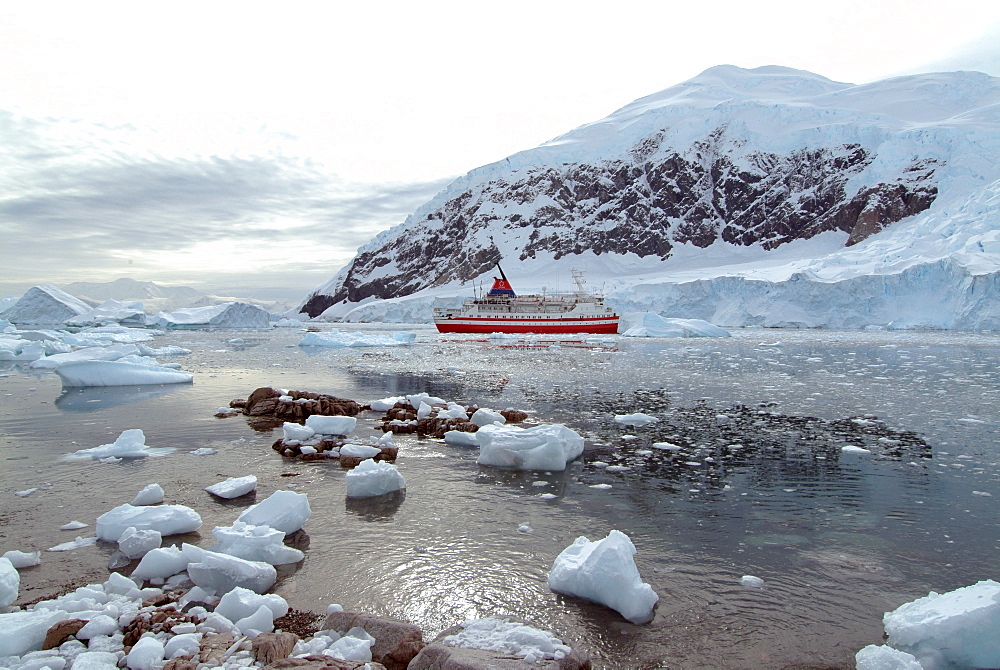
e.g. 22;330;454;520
741;575;765;588
61;520;88;531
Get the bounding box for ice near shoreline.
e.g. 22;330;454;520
856;580;1000;670
548;530;659;625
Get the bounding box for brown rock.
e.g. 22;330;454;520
407;623;591;670
163;659;197;670
500;409;529;423
252;631;300;665
322;611;423;670
200;632;236;665
42;618;88;649
264;656;386;670
245;387;281;415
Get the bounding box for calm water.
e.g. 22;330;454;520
1;326;998;669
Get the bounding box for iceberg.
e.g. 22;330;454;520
345;458;407;498
236;490;311;535
208;521;304;565
298;329;416;347
205;475;258;499
3;285;91;325
53;359;193;386
185;547;277;595
620;312;731;338
867;579;1000;669
61;429;176;460
95;503;202;542
476;423;584;471
548;530;659;625
28;342;140;369
154;302;271;328
0;608;73;656
0;557;19;609
66;299;148;327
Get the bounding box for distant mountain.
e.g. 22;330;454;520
60;278;290;314
65;278;204;303
298;65;1000;330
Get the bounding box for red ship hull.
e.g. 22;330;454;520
434;316;619;335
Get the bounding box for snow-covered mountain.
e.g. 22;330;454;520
63;278;291;313
299;65;1000;330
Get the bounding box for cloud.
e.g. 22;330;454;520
0;110;451;296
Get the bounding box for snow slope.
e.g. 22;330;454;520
299;65;1000;330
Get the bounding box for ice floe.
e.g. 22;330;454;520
548;529;658;624
476;423;584;471
620;312;732;338
345;458;407;498
298;329;416;347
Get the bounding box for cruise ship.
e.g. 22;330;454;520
433;266;620;334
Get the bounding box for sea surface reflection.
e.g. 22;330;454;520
1;326;998;669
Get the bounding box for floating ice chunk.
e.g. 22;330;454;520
282;422;315;442
3;285;90;326
191;447;217;456
186;548;277;595
548;530;658;625
652;442;682;451
205;475;258;499
215;586;289;624
881;579;1000;669
137;343;191;356
439;404;468;420
209;521;304;565
60;520;89;530
3;549;41;568
345;459;406;498
406;392;446;407
619;313;731;338
15;487;38;497
0;608;73;656
615;412;660;427
29;343;140;369
477;423;584;472
131;483;165;506
842;445;872;454
47;536;98;552
442;616;572;661
298;330;414;347
741;575;765;588
154;302;271;328
340;443;381;459
131;546;189;581
53;359;193;386
96;503;202;542
118;527;162;559
0;557;19;608
855;644;923;669
305;414;356;436
471;408;506;427
370;396;405;412
236;490;310;535
127;634;165;670
62;429;176;460
444;430;480;447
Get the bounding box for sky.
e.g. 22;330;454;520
2;1;999;305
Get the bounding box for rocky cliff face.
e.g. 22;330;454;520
300;66;997;319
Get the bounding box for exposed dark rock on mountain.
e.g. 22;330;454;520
298;66;997;323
